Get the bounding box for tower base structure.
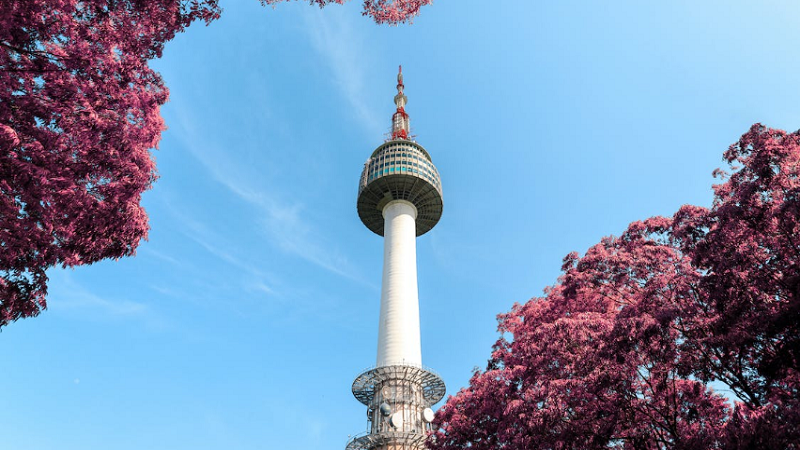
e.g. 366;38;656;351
347;364;445;450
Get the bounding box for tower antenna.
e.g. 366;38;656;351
391;65;410;140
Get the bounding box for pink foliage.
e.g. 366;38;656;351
0;0;220;326
1;0;426;328
259;0;433;23
429;124;800;449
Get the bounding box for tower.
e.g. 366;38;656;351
347;67;446;450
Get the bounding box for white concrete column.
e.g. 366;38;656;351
376;200;422;367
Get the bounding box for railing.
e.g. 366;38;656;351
351;363;446;406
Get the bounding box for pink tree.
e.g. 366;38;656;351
429;124;800;450
671;124;800;448
0;0;429;327
260;0;433;24
0;0;221;327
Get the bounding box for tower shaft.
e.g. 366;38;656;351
378;200;421;367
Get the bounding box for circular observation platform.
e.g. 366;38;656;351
352;364;446;407
346;431;426;450
357;140;443;237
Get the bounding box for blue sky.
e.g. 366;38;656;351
3;1;800;449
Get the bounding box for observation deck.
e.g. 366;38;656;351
357;139;443;237
351;364;446;407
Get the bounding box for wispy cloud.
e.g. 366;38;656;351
301;7;383;137
48;272;168;329
51;274;145;316
137;246;185;268
168;103;368;286
165;204;281;294
249;281;276;297
148;284;184;298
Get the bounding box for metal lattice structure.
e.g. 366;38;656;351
348;365;445;450
352;365;446;407
346;431;426;450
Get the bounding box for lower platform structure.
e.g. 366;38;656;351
347;364;445;450
346;431;426;450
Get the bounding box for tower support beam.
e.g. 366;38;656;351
378;200;422;367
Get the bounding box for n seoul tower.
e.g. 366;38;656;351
347;67;446;450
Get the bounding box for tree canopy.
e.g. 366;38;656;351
0;0;428;328
260;0;433;24
429;124;800;450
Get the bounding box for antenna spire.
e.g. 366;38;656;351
391;65;410;140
